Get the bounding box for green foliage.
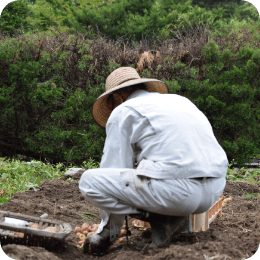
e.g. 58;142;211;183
80;157;100;169
0;156;100;203
226;159;260;184
67;0;259;41
0;31;106;164
200;40;260;165
163;23;260;167
226;168;260;184
80;211;98;221
24;0;119;34
0;157;64;201
25;0;79;33
0;0;29;35
242;191;260;200
192;0;259;22
0;20;260;167
1;0;258;42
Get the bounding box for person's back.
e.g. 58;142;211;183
108;90;228;179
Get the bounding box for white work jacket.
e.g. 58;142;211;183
100;90;228;179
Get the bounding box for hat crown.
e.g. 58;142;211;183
106;67;140;92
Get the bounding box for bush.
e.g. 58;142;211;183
0;22;259;166
68;0;259;41
25;0;80;33
0;30;108;164
164;23;260;166
0;0;29;36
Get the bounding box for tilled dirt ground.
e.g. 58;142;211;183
1;178;260;260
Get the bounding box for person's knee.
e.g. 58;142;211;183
79;169;96;192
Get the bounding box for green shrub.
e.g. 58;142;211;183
0;0;29;36
0;31;107;164
0;22;259;166
25;0;80;33
68;0;259;41
164;23;260;166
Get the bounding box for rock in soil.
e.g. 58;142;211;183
64;168;85;179
0;179;260;260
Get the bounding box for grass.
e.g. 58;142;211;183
0;157;64;204
80;211;99;221
242;191;260;200
75;211;99;221
0;155;259;206
226;167;260;184
82;212;98;217
65;177;77;183
0;157;99;205
226;159;260;185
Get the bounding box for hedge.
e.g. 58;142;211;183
0;22;259;166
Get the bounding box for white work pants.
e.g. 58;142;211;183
79;168;226;241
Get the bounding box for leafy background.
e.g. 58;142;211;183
0;0;259;168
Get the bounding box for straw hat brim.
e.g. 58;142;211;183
92;78;169;128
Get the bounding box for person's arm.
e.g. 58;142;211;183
99;108;135;169
100;106;155;169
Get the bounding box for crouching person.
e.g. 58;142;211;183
79;67;228;255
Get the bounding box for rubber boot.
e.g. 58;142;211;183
83;226;111;255
149;215;187;248
130;211;187;249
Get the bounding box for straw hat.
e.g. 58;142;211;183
92;67;169;128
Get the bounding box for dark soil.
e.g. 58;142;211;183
1;178;260;260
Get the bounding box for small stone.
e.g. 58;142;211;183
64;168;85;178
